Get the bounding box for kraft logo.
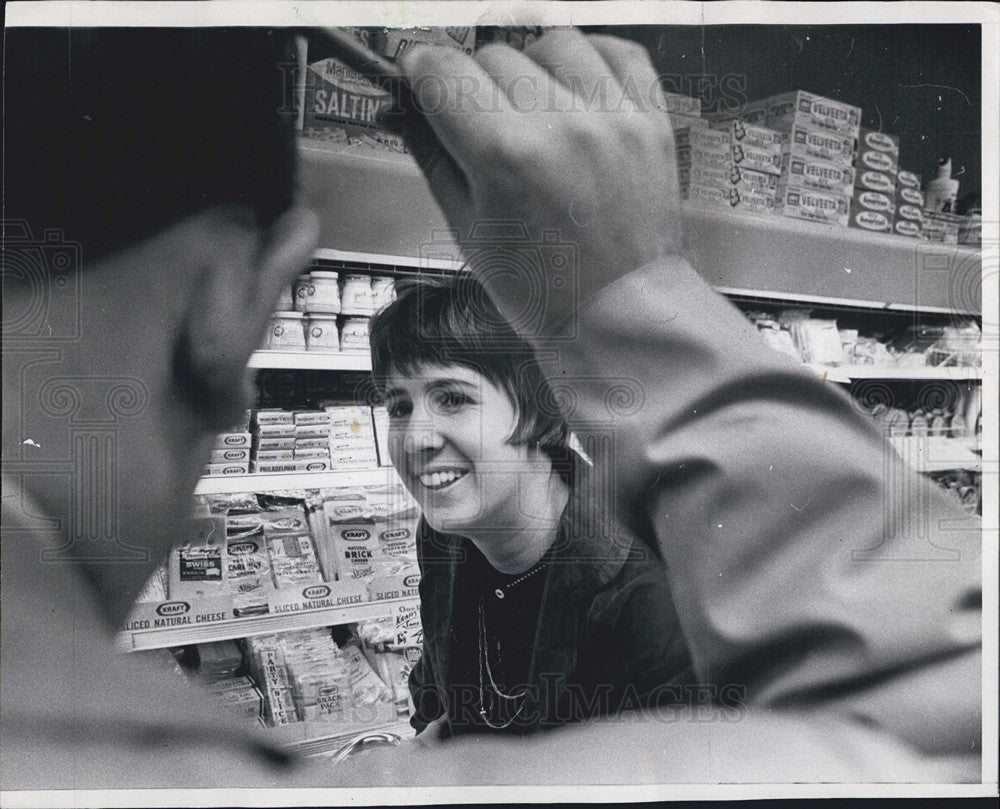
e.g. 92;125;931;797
343;529;370;541
156;601;191;616
229;541;258;555
223;436;245;445
381;528;410;541
302;584;332;600
403;574;421;588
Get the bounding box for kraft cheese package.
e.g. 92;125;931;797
854;167;897;195
777;185;850;227
779;123;857;168
766;90;861;138
168;516;229;600
851;188;896;217
712;119;783;150
848;205;893;234
893;218;924;239
683;183;776;215
781;155;856;195
225;524;275;616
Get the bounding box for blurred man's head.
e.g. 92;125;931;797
3;28;318;620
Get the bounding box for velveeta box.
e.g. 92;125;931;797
669;113;708;132
713;119;783;150
739;99;770;127
730;141;783;175
727;165;779;194
856;128;899;174
851;189;896;216
674;126;729;150
684;183;775;214
681;183;729;207
767;90;861;137
779;123;856;167
854;168;896;195
778;185;850;226
781;155;855;194
675;144;730;171
679;163;729;188
848;205;892;234
662;92;701;117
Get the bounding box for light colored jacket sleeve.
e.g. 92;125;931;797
528;256;981;759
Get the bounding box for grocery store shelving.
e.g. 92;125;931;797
298;137;982;315
117;595;419;652
805;363;983;383
269;716;415;758
195;467;399;495
248;350;373;371
889;435;983;473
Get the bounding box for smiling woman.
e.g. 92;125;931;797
368;276;694;737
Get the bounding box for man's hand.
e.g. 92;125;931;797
395;30;683;333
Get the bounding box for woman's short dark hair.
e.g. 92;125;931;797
369;274;570;457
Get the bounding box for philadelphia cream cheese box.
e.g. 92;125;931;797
766;90;861;137
209;447;251;464
778;185;850;226
204;462;250;477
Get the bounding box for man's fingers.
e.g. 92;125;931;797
521;28;622;113
473;40;576;114
587;34;671;116
396;44;511;176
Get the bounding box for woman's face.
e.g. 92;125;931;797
382;363;535;537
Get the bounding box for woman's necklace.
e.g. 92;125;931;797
477;559;550;729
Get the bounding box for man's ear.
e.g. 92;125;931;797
173;205;318;432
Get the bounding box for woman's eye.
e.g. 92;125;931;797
431;391;471;412
386;401;412;419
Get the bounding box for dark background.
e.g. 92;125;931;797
605;24;983;204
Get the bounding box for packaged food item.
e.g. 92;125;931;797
371;406;393;467
295;447;331;461
675;144;731;172
255;422;296;439
896;170;921;191
893;218;923;239
209;447;251;464
852;189;895;215
340;316;371;353
896;185;925;209
895;202;923;223
255;449;295;462
855;128;899;174
196;640;244;681
727;165;779;194
731;140;783;175
376;27;476;58
294;410;332;425
266;527;323;589
135;565;169;603
713;119;783;149
661;91;701;117
326;518;380;580
226;528;275;615
854;168;896;195
255;436;295;452
203;462;249;477
276;284;294;312
340;275;375;315
266;312;306;351
737;99;770;127
674;126;729;150
776;185;850;227
253;459;331;474
214;431;252;449
781;155;856;194
766;90;861;137
778;123;856;167
923;211;962;243
293;273;312;313
305;270;341;314
848;206;892;234
168;517;228;600
370;276;396;310
669;113;708;132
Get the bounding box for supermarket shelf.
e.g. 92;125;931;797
889;436;983;472
806;363;983;382
118;595;419;652
298;137;982;315
268;716;415;758
248;351;372;371
195;467;400;495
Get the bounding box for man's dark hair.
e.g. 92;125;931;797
4;27;299;263
369;274;570;458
